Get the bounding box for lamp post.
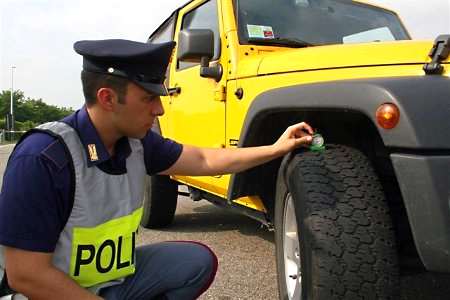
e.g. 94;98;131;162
10;66;16;133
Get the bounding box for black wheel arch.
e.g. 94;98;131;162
227;75;450;204
227;77;429;271
227;78;395;205
227;108;385;219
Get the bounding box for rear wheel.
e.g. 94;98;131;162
140;175;178;228
275;144;399;299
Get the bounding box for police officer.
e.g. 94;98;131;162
0;39;313;299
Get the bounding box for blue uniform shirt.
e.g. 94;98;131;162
0;106;182;253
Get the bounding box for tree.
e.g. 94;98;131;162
0;90;74;131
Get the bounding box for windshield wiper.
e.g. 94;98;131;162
247;37;313;48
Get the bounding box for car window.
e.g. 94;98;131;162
178;0;220;70
236;0;410;47
148;13;177;82
149;12;177;44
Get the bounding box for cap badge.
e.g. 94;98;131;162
87;144;99;161
108;67;115;73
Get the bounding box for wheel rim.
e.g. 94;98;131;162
283;193;302;299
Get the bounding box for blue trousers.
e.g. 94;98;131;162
99;242;217;300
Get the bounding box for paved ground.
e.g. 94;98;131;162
1;143;450;299
140;197;450;300
138;198;278;300
0;144;15;191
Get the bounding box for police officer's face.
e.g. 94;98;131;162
113;82;164;139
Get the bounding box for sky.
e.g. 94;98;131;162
0;0;449;110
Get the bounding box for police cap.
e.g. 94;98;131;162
74;39;176;96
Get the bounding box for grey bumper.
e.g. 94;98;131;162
391;154;450;272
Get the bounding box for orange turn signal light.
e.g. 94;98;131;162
376;103;400;129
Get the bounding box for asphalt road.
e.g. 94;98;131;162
0;144;14;191
138;197;278;300
1;144;450;299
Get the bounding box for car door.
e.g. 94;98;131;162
168;0;229;196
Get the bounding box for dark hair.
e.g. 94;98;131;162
81;70;129;106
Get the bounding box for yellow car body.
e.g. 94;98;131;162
154;0;448;213
144;3;450;296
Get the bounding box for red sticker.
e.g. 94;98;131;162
264;30;274;38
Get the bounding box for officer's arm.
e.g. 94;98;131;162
160;122;313;176
4;246;102;300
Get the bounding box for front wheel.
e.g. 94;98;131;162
275;144;399;300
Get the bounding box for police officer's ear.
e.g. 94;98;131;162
96;88;119;112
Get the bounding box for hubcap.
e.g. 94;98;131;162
283;194;302;299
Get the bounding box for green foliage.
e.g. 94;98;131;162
0;90;74;131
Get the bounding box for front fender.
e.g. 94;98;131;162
228;76;450;200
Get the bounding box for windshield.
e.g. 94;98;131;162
236;0;410;47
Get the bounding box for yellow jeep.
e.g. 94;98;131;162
141;0;450;298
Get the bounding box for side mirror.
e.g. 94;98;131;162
178;29;214;62
177;29;222;82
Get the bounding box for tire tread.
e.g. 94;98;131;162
288;145;399;300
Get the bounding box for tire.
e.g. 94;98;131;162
275;144;399;300
140;175;178;228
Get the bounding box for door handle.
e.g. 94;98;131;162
167;87;181;96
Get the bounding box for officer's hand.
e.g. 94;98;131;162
273;122;313;155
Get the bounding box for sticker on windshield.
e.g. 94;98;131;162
343;27;395;44
247;25;274;39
